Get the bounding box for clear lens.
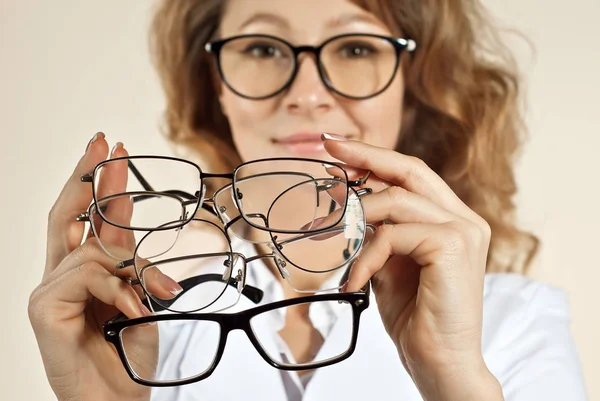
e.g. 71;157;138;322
93;157;201;229
214;183;279;244
220;36;295;98
321;35;398;98
250;300;354;367
270;191;366;291
121;318;221;383
233;160;348;233
135;219;239;313
88;201;176;261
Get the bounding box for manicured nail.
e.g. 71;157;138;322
300;216;326;231
158;272;184;297
85;132;104;152
111;142;124;156
140;303;153;317
321;133;347;142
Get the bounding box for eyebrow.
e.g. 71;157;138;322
237;11;386;32
237;12;289;31
325;12;388;30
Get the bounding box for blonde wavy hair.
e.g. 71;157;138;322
149;0;539;274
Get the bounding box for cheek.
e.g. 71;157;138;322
342;74;404;148
220;87;277;134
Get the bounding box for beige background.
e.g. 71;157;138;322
1;0;598;400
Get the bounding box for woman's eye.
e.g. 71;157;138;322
339;44;375;58
244;44;282;58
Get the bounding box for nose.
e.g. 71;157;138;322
283;55;335;116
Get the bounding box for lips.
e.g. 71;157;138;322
275;133;326;144
272;132;328;156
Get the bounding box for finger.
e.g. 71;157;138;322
33;261;153;326
322;137;473;217
95;143;137;250
138;265;185;300
95;142;128;202
345;222;472;292
98;196;136;252
360;186;455;225
46;238;180;300
46;132;109;275
45;237;134;284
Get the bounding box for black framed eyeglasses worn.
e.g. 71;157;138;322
118;217;375;313
103;282;371;387
205;33;417;100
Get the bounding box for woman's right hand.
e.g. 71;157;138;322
28;133;155;401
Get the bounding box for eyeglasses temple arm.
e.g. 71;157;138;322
127;160;153;191
158;274;263;308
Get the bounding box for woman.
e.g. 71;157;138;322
28;0;587;400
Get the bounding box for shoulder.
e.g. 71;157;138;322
483;273;569;318
481;272;572;355
481;273;588;401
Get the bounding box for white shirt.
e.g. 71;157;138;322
149;239;588;401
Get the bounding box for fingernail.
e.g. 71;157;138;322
158;273;184;297
321;133;347;142
140;303;153;317
340;282;348;293
85;132;104;152
111;142;124;156
300;216;326;231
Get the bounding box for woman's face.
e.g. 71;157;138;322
217;0;405;162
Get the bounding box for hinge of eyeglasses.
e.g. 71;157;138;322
76;211;90;222
348;171;371;187
355;188;372;197
316;180;338;192
235;269;244;293
277;260;290;280
80;173;93;183
267;242;290;280
222;259;233;281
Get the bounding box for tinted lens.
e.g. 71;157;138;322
120;318;221;383
135;219;238;313
219;36;294;98
233;160;348;233
321;35;397;98
93;157;201;229
250;300;354;367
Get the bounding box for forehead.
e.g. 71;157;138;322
219;0;391;42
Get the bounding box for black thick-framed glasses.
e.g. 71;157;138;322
77;156;371;255
103;281;371;387
205;33;417;100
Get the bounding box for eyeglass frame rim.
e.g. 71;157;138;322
204;32;417;100
80;155;367;234
126;213;373;312
103;280;371;387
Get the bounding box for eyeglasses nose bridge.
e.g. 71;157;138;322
287;45;331;88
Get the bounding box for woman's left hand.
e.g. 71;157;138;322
323;135;504;401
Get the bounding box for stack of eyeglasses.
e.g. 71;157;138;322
78;155;375;387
